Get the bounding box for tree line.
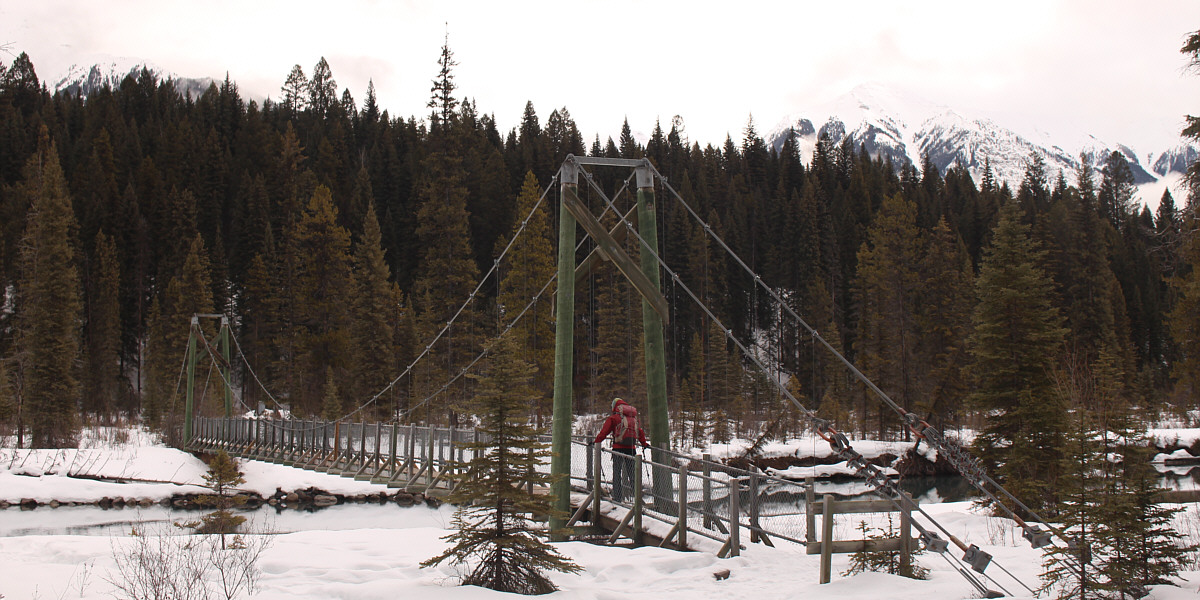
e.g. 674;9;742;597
0;40;1196;458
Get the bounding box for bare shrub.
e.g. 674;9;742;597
106;520;274;600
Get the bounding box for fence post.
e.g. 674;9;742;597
900;492;914;576
749;470;760;544
633;454;643;544
820;495;834;584
592;443;602;524
702;453;712;529
728;477;740;557
806;475;816;547
676;463;688;550
586;443;594;483
389;424;398;477
407;423;416;479
427;427;436;486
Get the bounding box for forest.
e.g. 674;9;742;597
0;40;1198;470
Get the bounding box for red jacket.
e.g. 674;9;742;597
594;400;648;449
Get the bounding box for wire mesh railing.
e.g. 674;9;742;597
187;416;921;560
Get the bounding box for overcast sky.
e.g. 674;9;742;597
3;0;1199;155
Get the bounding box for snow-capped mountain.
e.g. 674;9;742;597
767;84;1191;210
52;56;215;101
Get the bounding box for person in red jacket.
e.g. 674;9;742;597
593;397;648;502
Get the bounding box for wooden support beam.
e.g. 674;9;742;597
574;203;639;285
560;189;669;324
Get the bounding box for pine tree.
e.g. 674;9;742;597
855;193;923;438
421;333;581;594
1169;206;1200;404
969;203;1067;514
84;230;123;416
915;219;973;430
196;450;247;549
352;202;398;418
308;58;337;119
428;32;459;128
291;185;354;416
145;235;214;428
12;131;83;448
497;172;556;420
320;366;343;421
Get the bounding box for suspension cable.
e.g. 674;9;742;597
578;164;1029;595
649;161;1074;566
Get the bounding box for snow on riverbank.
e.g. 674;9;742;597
3;428;1200;599
3;503;1199;600
0;426;397;504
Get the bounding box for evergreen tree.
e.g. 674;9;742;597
969;204;1067;513
915;219;974;430
84;230;123;416
1169;205;1200;405
196;450;247;549
12;131;82;447
308;58;337;119
421;333;581;594
855;193;923;437
352;202;398;418
144;235;214;428
497;172;556;421
411;146;480;424
291;185;354;415
429;32;459;128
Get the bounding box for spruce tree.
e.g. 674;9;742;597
915;219;974;430
497;172;556;420
1170;205;1200;404
84;230;123;417
145;235;214;428
855;193;923;438
12;131;82;448
197;450;247;549
969;203;1067;514
352;202;398;418
421;333;581;594
292;185;354;415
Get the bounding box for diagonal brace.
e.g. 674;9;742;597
561;189;669;324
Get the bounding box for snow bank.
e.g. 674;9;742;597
0;426;402;503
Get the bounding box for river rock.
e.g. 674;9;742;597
20;498;37;509
98;497;113;508
139;498;154;507
313;494;338;507
48;500;61;508
393;492;416;506
425;496;443;508
285;492;299;504
0;501;9;509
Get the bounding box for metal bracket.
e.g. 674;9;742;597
963;544;993;573
920;531;949;553
1023;525;1053;548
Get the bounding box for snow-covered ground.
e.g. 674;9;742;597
2;428;1200;599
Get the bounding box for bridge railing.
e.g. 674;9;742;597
187;416;848;557
565;440;818;556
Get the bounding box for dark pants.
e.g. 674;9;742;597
612;447;636;502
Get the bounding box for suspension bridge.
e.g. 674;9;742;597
171;155;1076;598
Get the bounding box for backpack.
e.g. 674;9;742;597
614;404;639;443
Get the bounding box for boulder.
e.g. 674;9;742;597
393;492;416;506
313;494;339;507
19;498;38;509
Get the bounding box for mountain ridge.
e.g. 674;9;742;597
766;83;1192;210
